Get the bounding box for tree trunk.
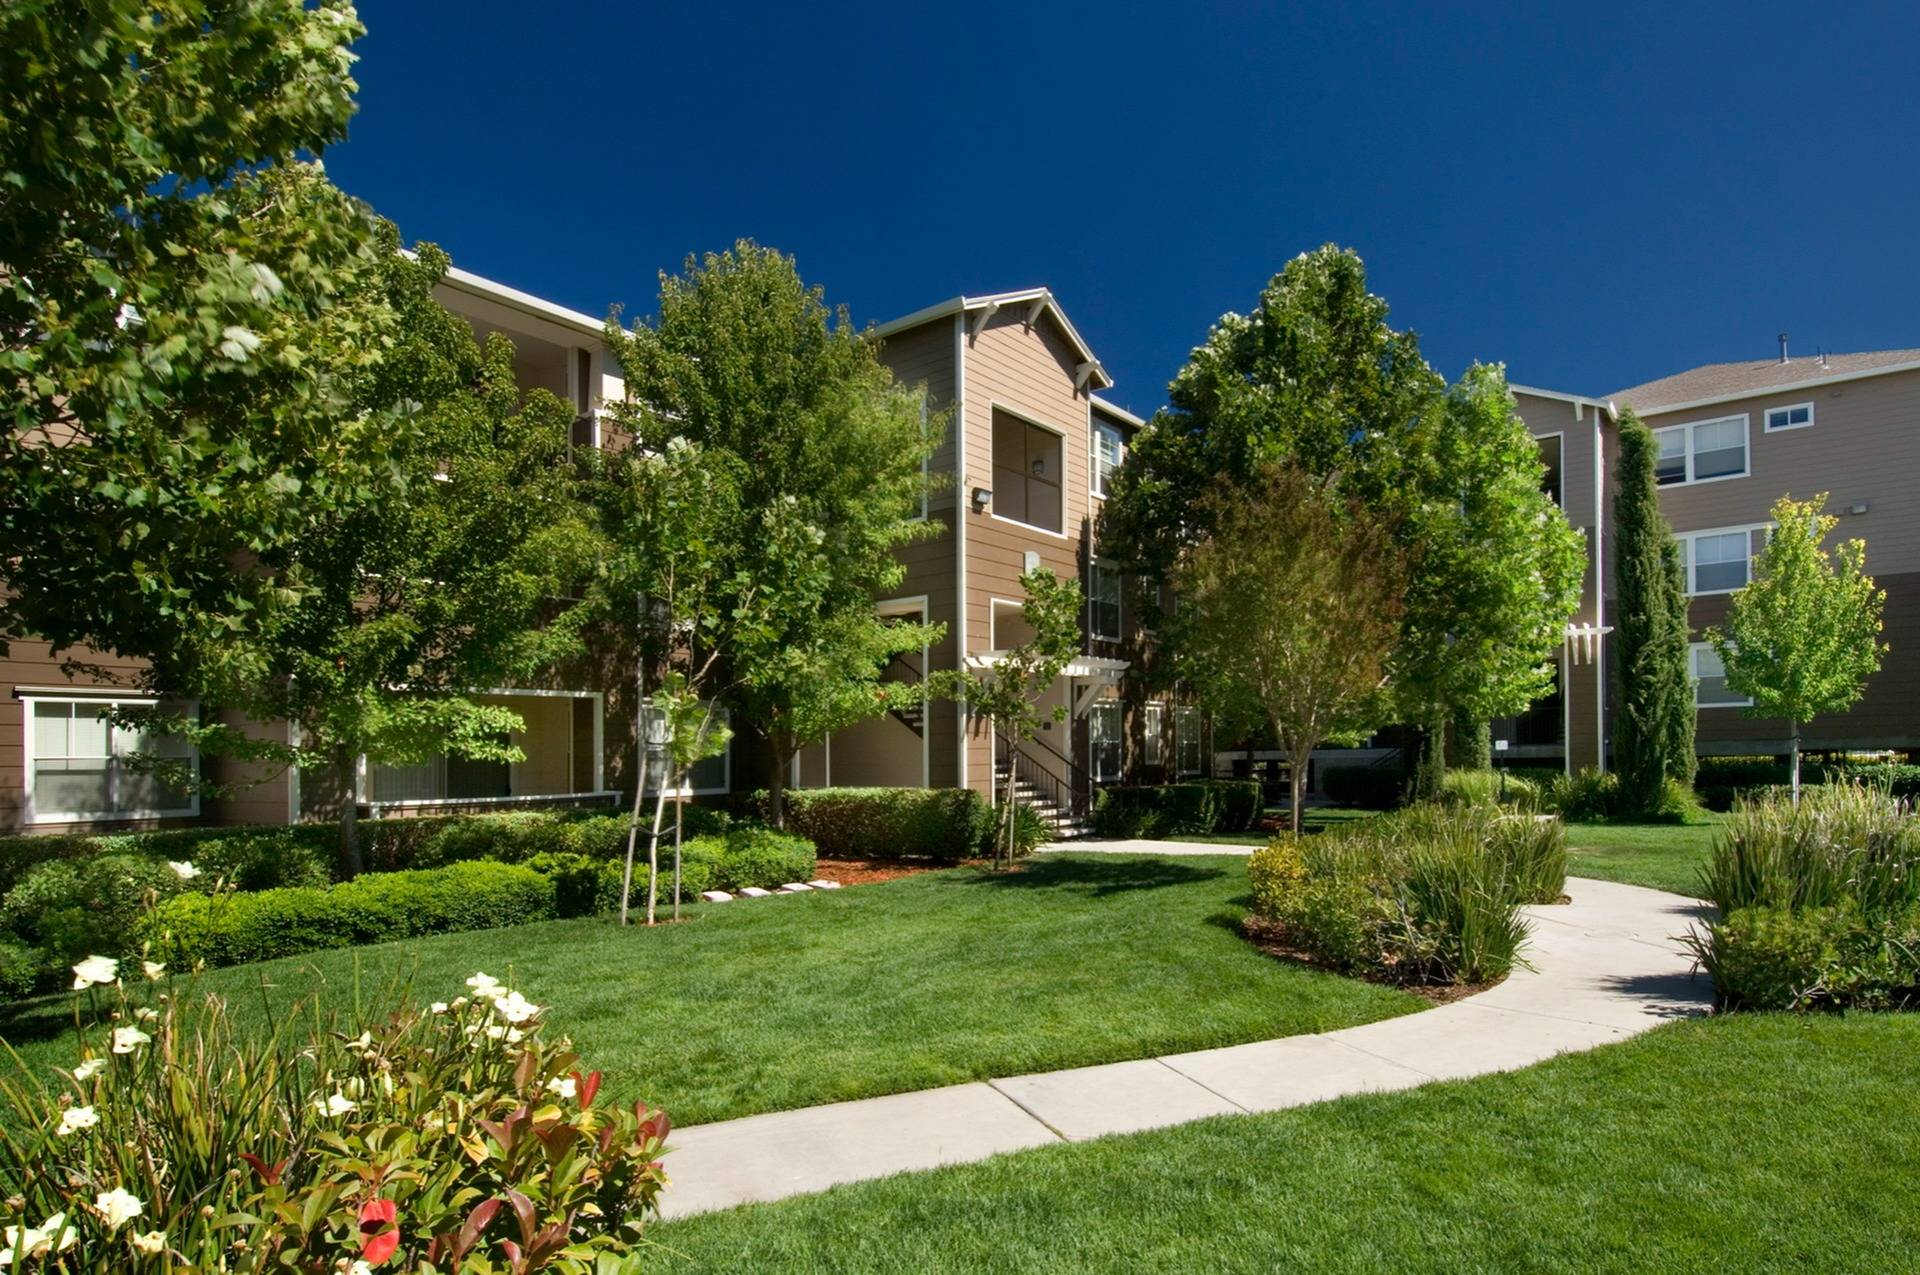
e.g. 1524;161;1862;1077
619;666;651;927
767;727;790;830
336;743;363;880
1416;709;1448;799
645;775;670;926
1285;736;1309;837
1789;720;1802;807
672;792;684;922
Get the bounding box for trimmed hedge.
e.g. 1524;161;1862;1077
1319;766;1405;810
1089;781;1262;839
147;861;557;970
524;828;817;916
774;788;990;862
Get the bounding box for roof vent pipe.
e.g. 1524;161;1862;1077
1778;332;1789;364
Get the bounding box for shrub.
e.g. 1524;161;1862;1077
1690;901;1920;1011
1437;769;1539;809
1319;765;1405;810
1826;759;1920;801
1089;781;1256;838
1542;767;1619;821
0;937;37;1002
0;968;669;1269
148;862;556;970
1;854;194;985
522;851;610;918
1702;784;1920;916
776;787;988;862
1248;804;1559;985
712;827;817;890
1208;780;1264;832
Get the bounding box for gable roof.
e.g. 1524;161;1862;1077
873;288;1113;390
1611;348;1920;415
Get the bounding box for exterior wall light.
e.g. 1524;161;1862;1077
971;486;992;513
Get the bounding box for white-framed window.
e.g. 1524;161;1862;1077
1654;415;1749;486
1092;421;1125;498
641;704;732;796
910;396;931;520
1089;560;1122;641
990;406;1064;534
1676;527;1759;596
23;696;198;823
1088;700;1123;784
1142;703;1165;768
1764;402;1814;433
1173;705;1203;776
1691;643;1750;708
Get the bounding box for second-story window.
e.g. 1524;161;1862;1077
1677;527;1757;595
1089;561;1122;641
991;408;1063;533
1092;421;1124;497
1654;416;1748;486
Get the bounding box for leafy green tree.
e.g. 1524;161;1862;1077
1;4;393;678
1172;464;1406;834
1610;411;1695;813
154;247;601;875
1661;502;1698;788
603;242;943;827
955;568;1083;867
1709;495;1887;802
1393;364;1585;792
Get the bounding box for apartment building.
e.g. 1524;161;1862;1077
1506;343;1920;772
4;272;1185;834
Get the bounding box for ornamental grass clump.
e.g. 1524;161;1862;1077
0;956;669;1271
1690;784;1920;1010
1246;805;1562;986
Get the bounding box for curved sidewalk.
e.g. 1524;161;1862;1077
658;873;1712;1219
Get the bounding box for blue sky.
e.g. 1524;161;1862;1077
328;1;1920;417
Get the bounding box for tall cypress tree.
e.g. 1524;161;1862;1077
1613;411;1691;812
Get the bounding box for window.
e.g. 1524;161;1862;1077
1678;528;1755;595
1537;434;1563;508
641;705;732;795
1089;561;1122;641
1088;701;1123;784
1142;703;1165;768
1654;415;1749;486
1764;402;1813;433
25;697;197;823
1173;706;1203;776
991;408;1063;533
1691;643;1749;708
1092;421;1124;498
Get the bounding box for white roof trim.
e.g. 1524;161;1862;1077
1510;384;1617;418
1090;396;1147;428
438;264;608;340
1619;358;1920;418
874;288;1113;390
964;652;1130;678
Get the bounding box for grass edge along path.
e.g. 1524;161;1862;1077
653;1012;1920;1274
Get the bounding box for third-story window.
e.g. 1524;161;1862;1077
1089;561;1122;640
1764;403;1813;432
1654;416;1748;486
991;408;1063;533
1092;421;1124;497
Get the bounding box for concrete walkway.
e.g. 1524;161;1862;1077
657;875;1711;1219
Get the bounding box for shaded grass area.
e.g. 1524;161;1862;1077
0;855;1418;1126
1168;806;1379;845
1565;818;1721;897
655;1013;1920;1274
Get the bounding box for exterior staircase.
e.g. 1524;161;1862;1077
993;763;1089;840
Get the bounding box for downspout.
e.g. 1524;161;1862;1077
954;311;969;793
1592;399;1609;773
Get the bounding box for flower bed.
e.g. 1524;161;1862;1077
0;959;668;1270
1246;804;1565;986
1690;785;1920;1009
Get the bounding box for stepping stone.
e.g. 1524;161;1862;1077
738;887;772;898
777;882;813;893
698;890;733;903
807;880;842;890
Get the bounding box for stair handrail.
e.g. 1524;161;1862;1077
995;728;1092;819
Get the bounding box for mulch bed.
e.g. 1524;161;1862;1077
1240;916;1503;1004
810;857;980;886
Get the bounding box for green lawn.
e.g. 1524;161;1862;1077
0;854;1418;1126
1564;818;1721;897
654;1012;1920;1273
1168;806;1379;845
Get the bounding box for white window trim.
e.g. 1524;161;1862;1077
1142;702;1165;767
20;693;201;825
1654;413;1750;487
1088;559;1123;642
362;688;615;809
987;399;1071;540
1090;419;1125;501
1763;401;1815;433
1690;642;1752;709
907;396;931;521
1674;523;1769;597
1173;705;1204;777
641;702;733;797
1087;699;1124;785
1535;430;1565;510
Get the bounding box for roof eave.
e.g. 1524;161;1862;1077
1618;358;1920;418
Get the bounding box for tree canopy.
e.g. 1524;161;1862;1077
1611;411;1695;813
